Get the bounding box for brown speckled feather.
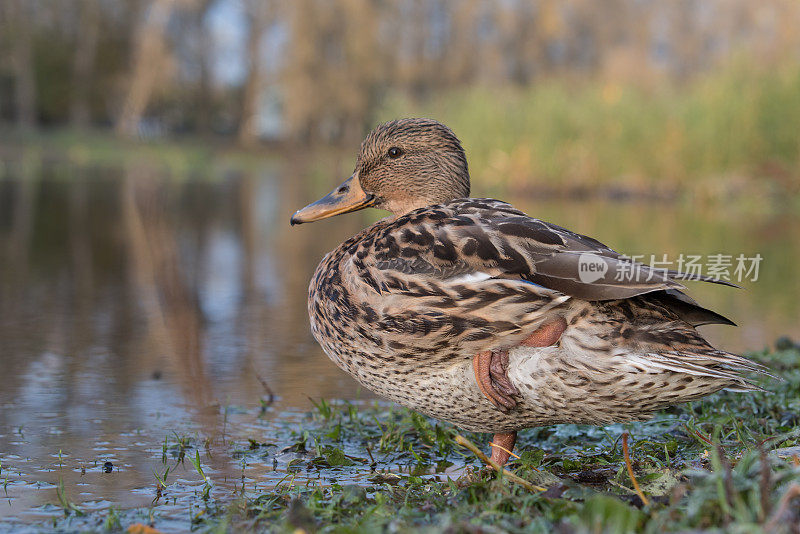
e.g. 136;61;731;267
307;199;770;432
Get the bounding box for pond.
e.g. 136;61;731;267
0;158;798;529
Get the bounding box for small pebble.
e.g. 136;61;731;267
103;461;114;473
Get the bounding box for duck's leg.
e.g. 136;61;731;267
490;432;517;466
472;317;568;467
520;317;567;348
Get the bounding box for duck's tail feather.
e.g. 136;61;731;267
629;349;775;392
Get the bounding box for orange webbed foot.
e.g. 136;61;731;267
473;350;518;413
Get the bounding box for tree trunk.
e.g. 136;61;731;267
8;0;37;130
237;1;271;148
70;0;100;129
194;0;214;137
115;0;175;137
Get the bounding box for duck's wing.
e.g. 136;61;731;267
369;198;723;301
358;198;738;331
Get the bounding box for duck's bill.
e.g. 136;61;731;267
290;173;375;225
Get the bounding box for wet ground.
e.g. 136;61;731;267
0;399;470;532
0;158;798;530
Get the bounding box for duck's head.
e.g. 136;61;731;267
290;118;469;225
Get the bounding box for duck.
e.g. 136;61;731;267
290;118;769;466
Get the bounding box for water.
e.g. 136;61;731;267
0;159;798;527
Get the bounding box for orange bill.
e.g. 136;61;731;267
290;173;375;225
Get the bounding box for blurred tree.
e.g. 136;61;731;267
193;0;215;136
6;0;37;129
283;0;385;143
1;0;798;142
115;0;177;137
71;0;100;128
238;0;275;147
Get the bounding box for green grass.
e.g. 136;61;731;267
0;127;277;178
377;58;800;203
28;345;800;533
202;347;800;533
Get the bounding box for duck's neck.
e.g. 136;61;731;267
385;197;430;217
385;195;463;218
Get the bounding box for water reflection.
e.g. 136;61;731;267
0;160;377;523
1;162;371;410
0;159;798;523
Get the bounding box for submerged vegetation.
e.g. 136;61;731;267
16;344;800;533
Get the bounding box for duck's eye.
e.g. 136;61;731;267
387;147;403;159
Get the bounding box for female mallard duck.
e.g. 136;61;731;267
290;118;768;466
